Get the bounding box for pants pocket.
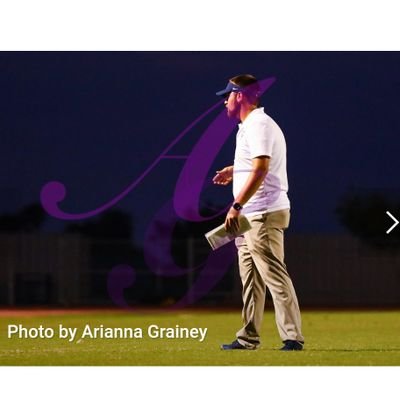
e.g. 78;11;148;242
265;209;290;229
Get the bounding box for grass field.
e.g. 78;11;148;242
1;309;399;366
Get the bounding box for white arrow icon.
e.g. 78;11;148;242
386;211;399;234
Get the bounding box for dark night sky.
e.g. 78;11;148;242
1;52;400;242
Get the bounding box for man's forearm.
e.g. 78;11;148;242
234;168;268;206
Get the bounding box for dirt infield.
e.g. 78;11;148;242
0;308;131;317
0;306;240;317
1;305;398;317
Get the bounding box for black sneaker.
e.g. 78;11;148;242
221;339;250;350
280;340;304;351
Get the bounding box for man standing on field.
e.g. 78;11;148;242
213;74;304;351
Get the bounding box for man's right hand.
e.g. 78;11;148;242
212;166;233;185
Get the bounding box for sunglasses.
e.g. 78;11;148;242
223;91;238;99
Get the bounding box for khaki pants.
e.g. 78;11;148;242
235;209;304;349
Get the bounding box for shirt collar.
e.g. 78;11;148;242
238;107;264;129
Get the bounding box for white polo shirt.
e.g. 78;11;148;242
233;107;290;216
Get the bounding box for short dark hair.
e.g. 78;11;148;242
229;74;261;106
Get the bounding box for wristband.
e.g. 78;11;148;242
232;202;243;211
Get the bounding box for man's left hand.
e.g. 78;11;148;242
225;207;241;234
